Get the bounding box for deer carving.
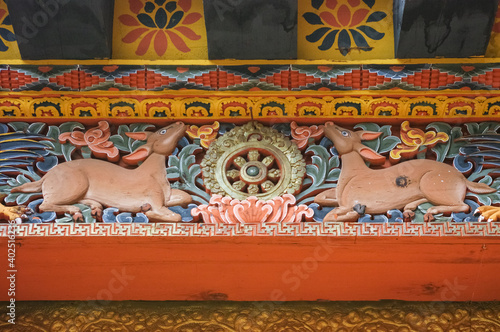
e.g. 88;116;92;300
314;123;497;222
11;122;192;222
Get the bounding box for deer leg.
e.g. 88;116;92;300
323;206;359;222
39;201;83;222
145;206;182;223
165;189;192;208
403;198;428;222
314;188;338;207
79;199;103;221
424;203;470;223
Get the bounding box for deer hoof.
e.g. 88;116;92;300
91;208;103;221
424;213;435;223
353;204;366;216
141;203;152;213
403;211;415;222
73;212;84;223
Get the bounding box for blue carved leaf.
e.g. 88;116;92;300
306;27;331;43
303;12;323;25
357;25;385;40
338;29;351;56
165;1;177;12
166;11;184;29
318;30;338;51
137;13;157;28
0;38;7;52
2;15;11;25
145;2;155;13
362;0;375;8
155;7;168;29
349;29;369;49
311;0;324;9
366;11;387;23
0;28;15;41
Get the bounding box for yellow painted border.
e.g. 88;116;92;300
0;93;499;121
0;57;499;66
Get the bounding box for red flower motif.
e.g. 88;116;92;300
119;0;202;56
320;4;369;28
59;121;119;162
303;0;386;55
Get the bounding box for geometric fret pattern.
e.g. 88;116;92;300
3;64;500;91
2;222;500;237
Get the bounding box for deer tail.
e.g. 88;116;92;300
10;178;44;193
466;180;497;194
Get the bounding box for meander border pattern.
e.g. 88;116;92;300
1;222;500;237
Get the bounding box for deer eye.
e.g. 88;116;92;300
341;130;350;137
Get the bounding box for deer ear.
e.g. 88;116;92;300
358;131;382;141
358;147;386;165
122;145;151;165
125;131;152;141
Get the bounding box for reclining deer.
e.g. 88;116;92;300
315;123;496;222
12;122;192;222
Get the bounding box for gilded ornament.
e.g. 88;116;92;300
201;121;306;200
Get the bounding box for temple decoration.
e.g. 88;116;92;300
390;120;450;162
201;122;306;201
0;0;20;60
186;121;220;148
298;0;394;60
9;122;192;222
192;194;313;224
113;0;208;59
0;118;499;224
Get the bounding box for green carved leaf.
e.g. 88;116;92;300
296;144;339;204
3;168;42;204
167;144;210;204
8;122;29;132
466;122;500;135
81;146;92;159
27;122;46;134
59;122;85;133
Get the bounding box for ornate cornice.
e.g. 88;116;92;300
1;301;499;331
2;222;500;237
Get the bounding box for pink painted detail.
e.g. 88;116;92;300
59;121;120;162
290;121;325;150
192;194;314;224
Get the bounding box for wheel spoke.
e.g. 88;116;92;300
261;180;275;192
248;150;259;161
268;169;280;179
248;184;259;194
232;181;246;191
226;169;240;180
262;155;274;167
233;156;246;168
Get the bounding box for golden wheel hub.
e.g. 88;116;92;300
201;122;306;200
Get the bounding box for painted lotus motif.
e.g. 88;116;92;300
120;0;202;55
191;194;314;224
0;8;15;52
303;0;386;55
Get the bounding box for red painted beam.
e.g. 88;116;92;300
1;235;499;302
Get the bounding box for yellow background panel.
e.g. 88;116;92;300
0;0;20;60
298;0;394;60
113;0;208;60
486;3;500;57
